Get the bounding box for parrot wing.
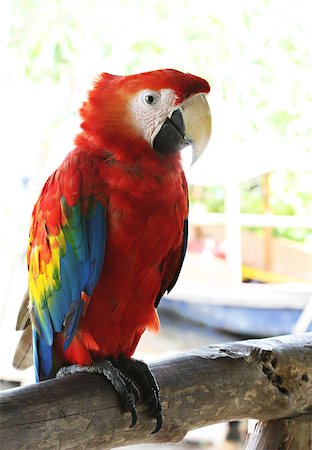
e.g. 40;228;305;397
154;218;188;308
18;157;106;380
154;173;188;307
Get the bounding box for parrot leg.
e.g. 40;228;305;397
112;355;163;434
56;360;140;428
56;358;162;432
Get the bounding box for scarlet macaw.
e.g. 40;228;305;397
14;69;211;431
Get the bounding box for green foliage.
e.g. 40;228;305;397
273;227;309;242
267;110;301;136
6;0;312;244
240;179;265;215
9;0;82;82
189;186;225;213
192;172;311;243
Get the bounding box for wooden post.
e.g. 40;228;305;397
244;414;312;450
1;333;312;449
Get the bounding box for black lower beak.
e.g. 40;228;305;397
153;109;189;155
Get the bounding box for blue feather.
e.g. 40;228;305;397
47;294;64;332
32;327;52;380
34;303;53;346
32;197;106;379
63;300;84;350
61;243;81;301
38;334;53;377
85;202;106;294
32;328;40;382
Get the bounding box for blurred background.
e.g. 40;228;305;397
0;1;311;448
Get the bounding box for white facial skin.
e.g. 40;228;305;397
130;88;178;146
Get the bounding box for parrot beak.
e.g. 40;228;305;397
181;94;212;164
153;93;211;164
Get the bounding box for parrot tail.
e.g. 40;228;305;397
13;325;33;370
13;290;33;370
15;290;31;330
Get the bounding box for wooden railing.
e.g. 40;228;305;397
1;333;311;449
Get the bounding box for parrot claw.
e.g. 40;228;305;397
56;361;139;429
113;355;163;434
56;357;162;432
152;414;163;434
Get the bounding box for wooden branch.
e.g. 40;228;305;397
1;333;312;449
244;414;312;450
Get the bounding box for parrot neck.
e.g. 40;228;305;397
74;131;112;157
74;131;183;175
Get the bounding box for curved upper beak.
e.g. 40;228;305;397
181;94;212;164
153;93;211;165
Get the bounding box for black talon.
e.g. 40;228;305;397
56;360;139;429
113;355;163;432
151;413;163;434
124;378;140;404
56;356;163;432
129;406;137;428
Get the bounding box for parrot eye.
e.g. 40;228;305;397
141;91;161;107
145;95;156;105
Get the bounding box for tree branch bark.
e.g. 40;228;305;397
1;333;312;449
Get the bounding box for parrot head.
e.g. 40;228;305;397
76;69;211;165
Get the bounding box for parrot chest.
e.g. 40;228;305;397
79;168;187;357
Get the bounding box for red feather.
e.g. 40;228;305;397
19;69;210;376
53;149;188;363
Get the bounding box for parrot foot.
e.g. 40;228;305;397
56;357;162;433
56;361;140;428
112;355;163;434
